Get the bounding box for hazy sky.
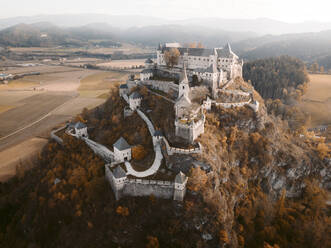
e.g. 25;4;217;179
1;0;331;23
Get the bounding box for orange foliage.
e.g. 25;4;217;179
187;167;208;192
132;145;148;161
116;206;129;217
146;236;160;248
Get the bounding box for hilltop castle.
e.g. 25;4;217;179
53;42;260;202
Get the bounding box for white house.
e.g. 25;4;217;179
129;92;142;110
113;137;132;162
140;69;154;81
74;122;88;138
119;84;129;96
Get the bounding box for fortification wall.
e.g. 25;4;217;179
122;179;174;199
161;137;202;155
215;99;251;108
219;89;250;97
50;125;66;145
141;80;178;94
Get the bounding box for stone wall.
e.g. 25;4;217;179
162;137;202;156
123;179;174;199
105;164;187;201
175;116;205;143
215;100;251;108
50;125;66;145
141;80;178;94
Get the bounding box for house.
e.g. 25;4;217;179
119;84;129;96
113;137;132;162
129;92;142;110
144;58;154;69
140;68;154;81
74;122;88;138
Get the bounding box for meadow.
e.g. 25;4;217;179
299;74;331;128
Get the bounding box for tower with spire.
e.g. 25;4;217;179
177;65;190;100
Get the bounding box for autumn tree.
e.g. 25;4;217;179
146;236;160;248
132;145;148;161
187;167;208;191
116;206;129;216
164;48;180;68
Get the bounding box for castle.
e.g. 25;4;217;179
155;43;243;93
52;41;260;202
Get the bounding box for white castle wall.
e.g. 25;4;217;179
141;80;178;94
123;179;174;199
105;165;187;201
215;100;251;108
161;137;203;156
175;115;205;143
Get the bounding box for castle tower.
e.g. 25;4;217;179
105;165;127;200
178;65;190;100
173;171;188;201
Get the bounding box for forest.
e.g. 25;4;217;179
243;56;310;130
243;56;309;101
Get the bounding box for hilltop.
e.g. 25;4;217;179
0;77;330;247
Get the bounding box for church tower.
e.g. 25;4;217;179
178;65;190;100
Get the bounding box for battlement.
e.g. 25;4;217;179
105;164;188;201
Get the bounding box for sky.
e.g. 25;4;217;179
0;0;331;23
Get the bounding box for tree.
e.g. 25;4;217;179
219;229;229;244
132;145;148;161
187;167;208;191
146;236;160;248
164;48;180;68
116;206;129;216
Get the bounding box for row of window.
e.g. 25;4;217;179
159;54;232;63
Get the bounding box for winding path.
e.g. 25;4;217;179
123;109;163;177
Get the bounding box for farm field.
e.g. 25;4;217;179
0;65;129;181
299;74;331;128
0;93;74;138
9;43;153;55
78;71;129;97
97;59;145;68
0;137;48;182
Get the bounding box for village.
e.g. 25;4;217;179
51;42;260;201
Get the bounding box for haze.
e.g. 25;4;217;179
1;0;331;23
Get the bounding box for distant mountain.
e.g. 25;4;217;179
179;18;331;35
0;22;121;47
0;14;169;30
0;22;256;48
1;14;331;35
233;30;331;69
120;25;256;47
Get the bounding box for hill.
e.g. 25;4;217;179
0;23;121;47
1;14;331;35
0;22;256;48
0;80;329;247
120;25;256;47
234;30;331;70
